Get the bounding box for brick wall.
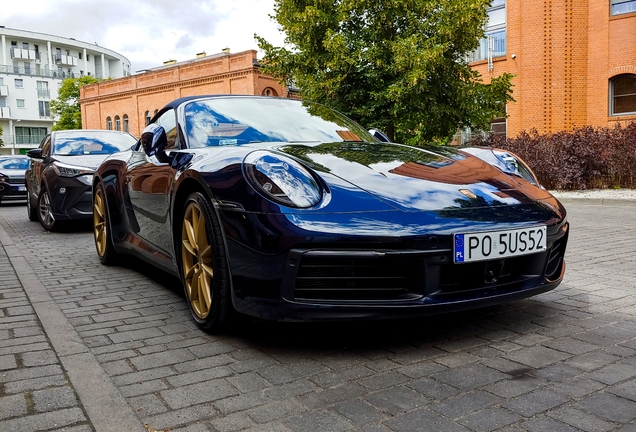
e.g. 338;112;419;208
471;0;636;137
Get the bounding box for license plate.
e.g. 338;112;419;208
18;186;27;191
454;226;547;263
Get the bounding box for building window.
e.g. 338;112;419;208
15;78;23;88
23;42;29;50
16;99;25;108
471;0;506;62
115;115;121;131
16;127;47;144
262;87;278;97
123;114;129;133
145;110;151;126
24;63;31;75
38;101;50;117
610;74;636;115
106;117;113;130
611;0;636;15
37;81;50;99
490;117;507;136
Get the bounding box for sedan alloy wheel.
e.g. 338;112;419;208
37;189;58;231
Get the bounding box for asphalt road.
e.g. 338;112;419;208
1;199;636;432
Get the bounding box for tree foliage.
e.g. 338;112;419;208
0;125;4;147
256;0;514;144
50;76;102;130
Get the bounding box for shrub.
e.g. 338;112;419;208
467;123;636;190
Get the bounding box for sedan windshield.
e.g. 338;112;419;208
184;97;377;148
0;158;29;170
53;131;137;156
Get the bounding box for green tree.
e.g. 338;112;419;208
0;125;4;147
50;76;102;130
256;0;514;144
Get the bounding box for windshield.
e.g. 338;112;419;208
0;158;29;170
184;97;377;148
53;131;137;156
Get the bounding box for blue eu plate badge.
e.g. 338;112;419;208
455;234;465;263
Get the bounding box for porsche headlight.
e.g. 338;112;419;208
492;150;539;186
243;151;322;208
51;161;95;178
462;148;540;186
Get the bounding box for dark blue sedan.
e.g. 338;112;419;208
92;95;569;331
0;155;30;204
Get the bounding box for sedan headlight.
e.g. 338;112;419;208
51;161;95;178
0;173;8;183
243;151;322;208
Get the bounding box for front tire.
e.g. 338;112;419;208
37;189;58;231
180;192;232;331
93;182;119;265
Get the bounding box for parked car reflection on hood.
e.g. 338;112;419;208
25;129;137;231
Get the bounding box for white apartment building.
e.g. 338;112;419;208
0;26;131;155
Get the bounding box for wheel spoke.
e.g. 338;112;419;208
201;262;214;279
182;239;196;256
198;269;211;314
183;218;197;254
94;195;104;219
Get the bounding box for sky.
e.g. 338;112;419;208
0;0;287;73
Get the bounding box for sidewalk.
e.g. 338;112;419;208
550;188;636;206
0;222;145;432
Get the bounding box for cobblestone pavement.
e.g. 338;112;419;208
1;199;636;432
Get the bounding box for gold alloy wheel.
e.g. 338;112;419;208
93;187;107;257
182;201;214;319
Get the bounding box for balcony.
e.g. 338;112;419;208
0;85;8;97
55;54;79;67
0;65;79;79
37;89;51;99
0;107;11;119
10;48;37;60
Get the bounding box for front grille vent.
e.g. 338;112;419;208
73;201;93;213
294;254;415;301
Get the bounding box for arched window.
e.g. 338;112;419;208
145;110;151;126
154;109;159;116
610;74;636;116
106;117;112;130
262;87;278;97
115;115;121;131
123;114;129;133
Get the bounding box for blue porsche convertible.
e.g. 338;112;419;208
92;95;568;330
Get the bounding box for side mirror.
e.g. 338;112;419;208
27;148;43;159
140;124;170;163
368;128;391;143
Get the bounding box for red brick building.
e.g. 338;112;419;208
80;50;291;137
470;0;636;137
